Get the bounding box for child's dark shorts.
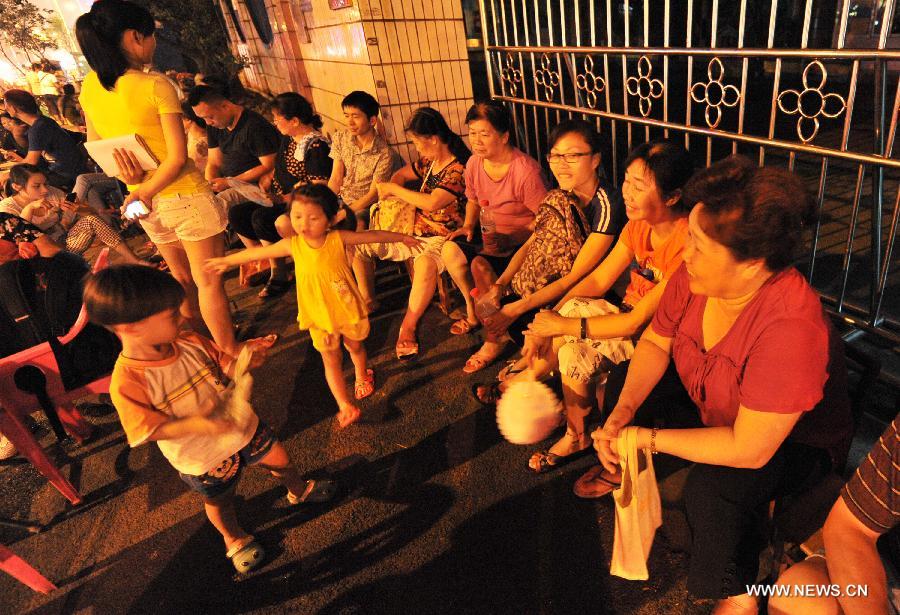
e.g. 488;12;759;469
178;421;276;498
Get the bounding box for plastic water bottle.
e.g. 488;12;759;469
471;287;499;322
480;202;499;253
479;202;496;235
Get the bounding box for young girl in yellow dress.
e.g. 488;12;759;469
206;184;420;427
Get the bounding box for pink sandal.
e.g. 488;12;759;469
354;369;375;400
462;345;503;374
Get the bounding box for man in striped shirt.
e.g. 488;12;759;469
770;414;899;615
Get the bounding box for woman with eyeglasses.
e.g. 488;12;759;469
440;100;548;372
520;139;694;479
469;119;625;401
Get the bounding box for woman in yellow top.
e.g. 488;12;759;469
205;184;421;429
75;0;237;353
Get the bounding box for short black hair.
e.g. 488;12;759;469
624;140;695;207
464;100;512;134
187;84;229;107
682;156;816;272
341;91;380;118
291;183;341;219
547;119;605;155
272;92;323;130
181;101;206;129
84;265;185;326
3;89;39;116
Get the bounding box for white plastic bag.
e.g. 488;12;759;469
610;425;662;580
218;345;257;430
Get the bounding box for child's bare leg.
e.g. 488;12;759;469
343;337;368;382
319;344;352;408
319;339;360;427
203;489;252;552
255;441;306;496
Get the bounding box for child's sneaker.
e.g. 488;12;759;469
226;537;265;573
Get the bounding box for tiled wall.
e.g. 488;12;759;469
358;0;474;162
219;0;474;162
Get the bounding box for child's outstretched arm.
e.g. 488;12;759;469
338;229;422;249
204;238;292;274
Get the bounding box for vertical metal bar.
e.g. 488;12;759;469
874;77;900;322
734;0;748;155
800;0;813;48
761;0;780;166
870;0;895;324
605;0;617;182
644;0;650;142
498;1;522;151
837;165;867;312
707;0;719;166
663;0;670;140
623;0;632;151
809;0;853;283
684;0;694;152
875;189;900;323
531;0;553;161
508;0;531;156
555;0;566;119
522;0;540;164
479;0;495;100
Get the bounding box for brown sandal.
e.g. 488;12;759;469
573;465;622;499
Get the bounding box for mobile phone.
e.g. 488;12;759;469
124;201;150;220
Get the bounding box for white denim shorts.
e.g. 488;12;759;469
140;191;228;245
557;297;636;384
353;235;447;273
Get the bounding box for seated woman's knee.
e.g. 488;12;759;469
470;255;494;281
274;214;294;239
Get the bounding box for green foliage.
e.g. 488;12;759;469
0;0;57;73
133;0;244;78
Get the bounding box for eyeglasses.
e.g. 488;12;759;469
546;152;593;164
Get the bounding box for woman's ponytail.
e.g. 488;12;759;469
75;0;155;91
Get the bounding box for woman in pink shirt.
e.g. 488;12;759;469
594;156;852;614
440;100;548;371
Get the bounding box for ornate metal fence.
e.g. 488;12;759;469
477;0;900;344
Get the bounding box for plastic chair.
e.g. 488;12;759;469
0;248;111;506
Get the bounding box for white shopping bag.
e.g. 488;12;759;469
610;426;662;580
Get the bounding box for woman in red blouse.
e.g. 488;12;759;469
594;156;853;614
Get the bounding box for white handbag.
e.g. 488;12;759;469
610;426;662;581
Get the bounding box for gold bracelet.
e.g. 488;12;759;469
650;427;659;455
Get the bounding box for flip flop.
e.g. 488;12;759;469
226;538;265;573
354;368;375;400
450;319;479;335
573;465;622;499
395;339;419;361
287;479;337;504
528;446;592;474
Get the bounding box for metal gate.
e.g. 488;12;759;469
477;0;900;344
